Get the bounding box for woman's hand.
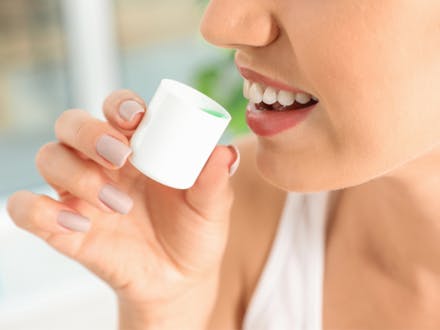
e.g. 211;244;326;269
6;90;240;328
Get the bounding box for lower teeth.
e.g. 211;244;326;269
255;100;317;111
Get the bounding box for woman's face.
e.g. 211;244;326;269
200;0;440;192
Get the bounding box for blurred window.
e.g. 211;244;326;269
0;2;243;328
0;0;68;195
0;0;230;197
114;0;218;102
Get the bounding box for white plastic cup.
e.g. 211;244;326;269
129;79;232;189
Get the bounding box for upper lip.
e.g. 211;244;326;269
235;61;310;95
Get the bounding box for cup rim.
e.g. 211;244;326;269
160;78;231;121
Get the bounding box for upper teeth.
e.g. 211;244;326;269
243;79;317;106
249;83;264;104
263;86;277;105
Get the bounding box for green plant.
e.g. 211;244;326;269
191;49;250;137
192;0;249;137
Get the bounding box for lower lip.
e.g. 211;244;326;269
245;102;317;137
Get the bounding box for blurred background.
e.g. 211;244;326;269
0;0;249;328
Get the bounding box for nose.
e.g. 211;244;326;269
199;0;280;49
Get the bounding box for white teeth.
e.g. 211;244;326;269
295;92;312;104
262;86;278;105
278;90;295;106
243;79;251;99
243;79;317;106
249;82;264;104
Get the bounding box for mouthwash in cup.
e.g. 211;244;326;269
201;107;229;119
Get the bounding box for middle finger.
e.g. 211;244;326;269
36;141;134;215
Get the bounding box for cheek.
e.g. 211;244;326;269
258;1;440;191
300;1;440;165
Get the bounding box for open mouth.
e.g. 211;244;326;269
255;99;319;111
243;78;319;112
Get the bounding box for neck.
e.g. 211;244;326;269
335;144;440;282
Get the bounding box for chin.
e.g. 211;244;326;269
255;152;327;192
254;147;371;193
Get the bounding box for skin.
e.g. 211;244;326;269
5;0;440;329
200;0;440;328
6;90;239;329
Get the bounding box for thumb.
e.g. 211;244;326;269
185;144;240;219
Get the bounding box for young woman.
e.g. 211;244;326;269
7;0;440;329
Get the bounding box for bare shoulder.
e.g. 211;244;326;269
207;134;287;329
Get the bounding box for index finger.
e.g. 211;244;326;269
54;109;132;169
102;89;147;136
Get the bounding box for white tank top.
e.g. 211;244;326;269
242;190;333;330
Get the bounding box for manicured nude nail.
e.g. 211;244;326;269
96;134;132;167
119;100;145;122
98;184;133;214
228;144;240;177
57;211;91;232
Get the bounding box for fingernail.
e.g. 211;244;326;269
98;184;134;215
119;100;145;122
96;134;132;167
228;144;240;177
57;211;91;232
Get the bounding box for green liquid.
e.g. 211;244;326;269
201;108;228;119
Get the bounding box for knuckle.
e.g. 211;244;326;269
27;195;54;231
35;142;58;170
224;186;235;207
7;191;41;229
72;166;102;194
54;109;88;139
6;191;23;221
28;196;44;225
55;109;76;131
73;119;92;147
